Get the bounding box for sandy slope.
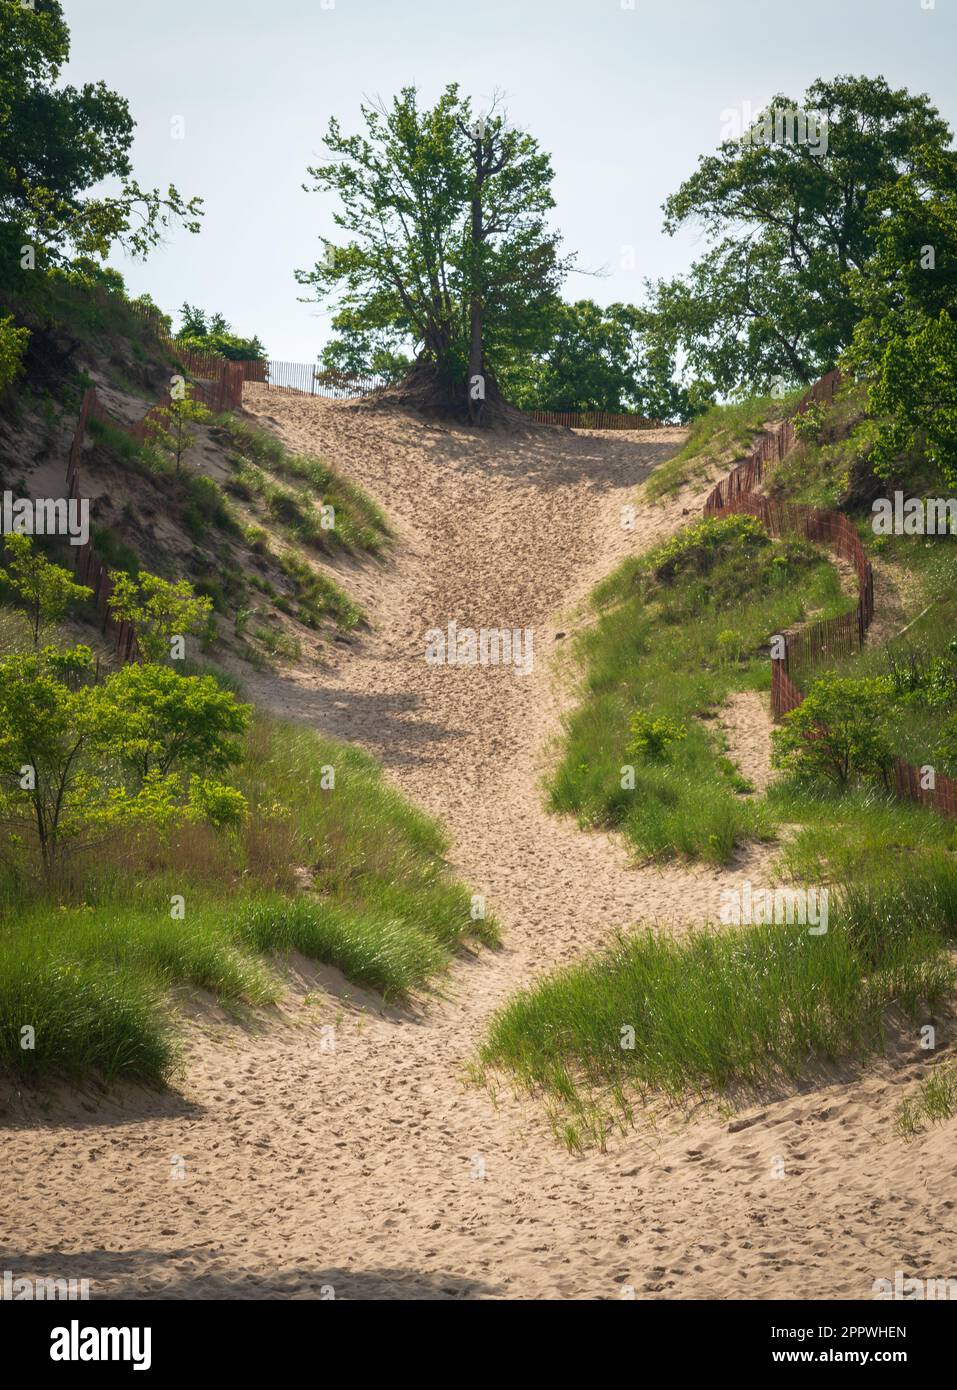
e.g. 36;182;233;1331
3;394;955;1301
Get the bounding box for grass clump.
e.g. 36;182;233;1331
897;1061;957;1138
481;869;957;1148
0;711;496;1087
644;390;802;500
549;515;852;862
216;415;389;556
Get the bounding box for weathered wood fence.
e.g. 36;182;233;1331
703;368;957;817
528;408;664;431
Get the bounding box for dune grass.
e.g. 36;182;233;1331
0;709;496;1088
644;390;803;500
216;414;390;557
481;866;957;1149
897;1060;957;1138
549;515;854;863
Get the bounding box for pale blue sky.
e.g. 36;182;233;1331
63;0;957;362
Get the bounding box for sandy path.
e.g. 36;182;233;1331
3;396;955;1301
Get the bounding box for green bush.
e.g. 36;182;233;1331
645;514;770;580
772;675;896;789
0;314;30;392
626;711;687;761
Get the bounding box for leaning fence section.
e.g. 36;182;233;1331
65;387;141;663
528;408;664;431
703;368;956;818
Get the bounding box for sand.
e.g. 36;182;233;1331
3;394;954;1301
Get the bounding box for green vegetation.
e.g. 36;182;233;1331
650;75;951;395
0;532;92;646
785;535;957;776
176;304;266;363
0;544;494;1086
216;413;389;556
0;313;29;391
145;381;213;475
897;1060;957;1139
297;83;571;423
0;2;200;284
644;390;801;499
0;713;497;1085
500;299;686;420
481;866;957;1149
549;514;852;862
772;676;896;790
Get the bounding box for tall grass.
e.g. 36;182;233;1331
644;390;802;500
549;519;852;862
216;414;390;556
0;713;496;1087
897;1060;957;1138
481;870;957;1148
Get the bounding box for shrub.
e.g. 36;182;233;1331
772;674;896;789
645;514;770;581
626;711;687;761
0;314;30;392
793;399;828;442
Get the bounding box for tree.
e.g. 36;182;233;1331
107;572;214;662
318;318;411;385
845;146;957;486
296;84;570;422
0;534;91;647
0;648;247;878
176;304;267;363
0;0;202;283
0;312;29;391
500;299;687;418
102;663;249;782
771;675;895;789
145;380;212;476
652;75;952;392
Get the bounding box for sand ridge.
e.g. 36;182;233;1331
3;393;954;1300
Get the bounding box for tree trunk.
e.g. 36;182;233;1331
468;291;484;425
467;133;485;426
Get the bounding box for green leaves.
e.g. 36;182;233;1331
107;571;214;663
500;299;684;418
845;146;957;489
654;75;952;392
0;0;202;279
772;674;896;789
296;84;569;402
0;636;249;877
0;532;92;647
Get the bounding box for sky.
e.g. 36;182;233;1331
62;0;957;364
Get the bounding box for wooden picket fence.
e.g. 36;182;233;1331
528;408;664;431
64;358;245;665
703;368;957;818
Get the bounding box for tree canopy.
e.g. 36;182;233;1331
0;0;202;283
297;84;570;422
651;74;952;394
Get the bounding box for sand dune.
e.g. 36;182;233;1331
3;394;954;1301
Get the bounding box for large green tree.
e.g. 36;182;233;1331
847;145;957;485
297;85;570;423
500;299;687;419
0;0;202;284
651;75;952;393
